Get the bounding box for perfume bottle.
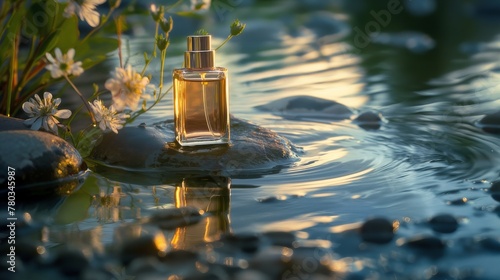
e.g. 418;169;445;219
173;35;229;146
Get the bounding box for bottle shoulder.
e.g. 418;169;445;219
173;67;227;80
173;67;227;73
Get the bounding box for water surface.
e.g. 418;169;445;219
24;0;500;278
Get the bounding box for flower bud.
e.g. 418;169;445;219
195;29;209;35
156;34;169;51
150;4;164;22
230;19;246;36
159;16;173;33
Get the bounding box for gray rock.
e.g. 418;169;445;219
359;217;395;244
262;231;296;248
490;181;500;202
0;114;29;131
52;247;91;276
255;95;354;120
400;235;446;258
90;117;300;178
354;111;385;130
0;130;86;196
478;111;500;133
428;214;459;234
120;235;168;265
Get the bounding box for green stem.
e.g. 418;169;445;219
159;48;166;91
153;22;159;57
0;1;23;41
81;7;116;44
65;124;77;146
127;85;172;124
64;75;96;125
215;35;233;51
6;32;19;117
66;103;84;127
140;56;152;77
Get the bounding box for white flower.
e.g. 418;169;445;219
89;99;129;134
63;0;106;27
45;48;84;79
22;92;72;135
105;65;150;111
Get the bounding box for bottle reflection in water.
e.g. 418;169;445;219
172;176;231;250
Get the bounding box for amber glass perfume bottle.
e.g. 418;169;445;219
173;35;229;146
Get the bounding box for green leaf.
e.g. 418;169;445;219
75;37;119;70
34;31;60;62
54;16;79;52
26;1;58;38
76;127;103;158
0;6;25;62
75;36;119;59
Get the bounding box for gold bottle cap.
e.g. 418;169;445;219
185;35;215;69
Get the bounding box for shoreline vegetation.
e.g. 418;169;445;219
0;0;244;156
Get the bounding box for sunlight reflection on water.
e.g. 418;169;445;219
35;1;500;278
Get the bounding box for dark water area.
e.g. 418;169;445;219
7;0;500;279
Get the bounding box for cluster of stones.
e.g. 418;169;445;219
2;207;499;279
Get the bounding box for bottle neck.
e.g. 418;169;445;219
184;50;215;69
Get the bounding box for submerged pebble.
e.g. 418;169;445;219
494;205;500;217
120;234;168;265
447;197;468;206
262;231;296;247
428;214;459;234
219;232;262;254
359;217;396;244
161;250;200;265
400;235;446;258
52;247;91;276
354;111;385;130
490;181;500;202
255;95;354;121
477;236;500;252
257;195;286;203
126;257;167;277
478;111;500;134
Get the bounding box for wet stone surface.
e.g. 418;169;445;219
477;110;500;134
428;214;459;234
359;217;396;244
255;95;354;121
90;117;301;177
490;181;500;202
0;114;29;132
400;235;447;258
354;111;385;130
0;129;86;198
256;96;387;130
4;211;500;280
